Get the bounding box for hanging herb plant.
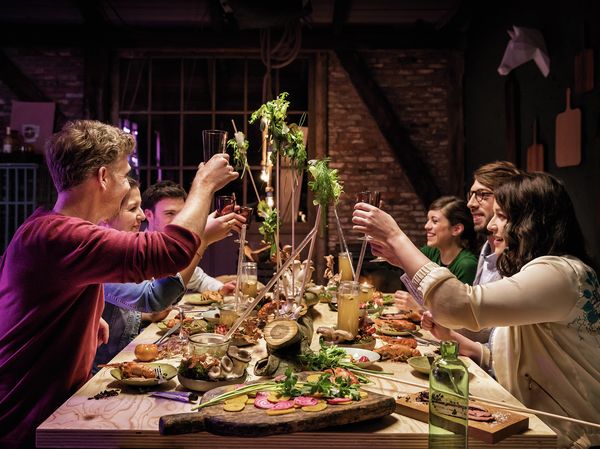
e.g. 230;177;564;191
257;200;279;257
308;158;343;206
249;92;307;171
226;131;250;178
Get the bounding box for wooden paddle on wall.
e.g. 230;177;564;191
526;119;544;172
555;88;582;167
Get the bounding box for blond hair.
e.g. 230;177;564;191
45;120;135;192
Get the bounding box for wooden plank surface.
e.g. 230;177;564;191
160;377;396;436
36;303;557;449
396;391;529;444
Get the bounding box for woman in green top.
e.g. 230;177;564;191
396;196;479;311
421;196;478;284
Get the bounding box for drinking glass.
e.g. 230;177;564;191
215;195;236;217
239;206;253;227
202;129;227;162
338;251;354;281
234;206;253;244
337;280;361;338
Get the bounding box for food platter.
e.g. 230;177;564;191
183;292;222;305
157;318;209;335
110;363;177;387
339;347;380;368
177;371;247;392
375;323;420;336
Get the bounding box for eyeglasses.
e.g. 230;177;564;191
467;189;494;203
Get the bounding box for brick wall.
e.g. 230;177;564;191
327;50;459;255
0;47;84;130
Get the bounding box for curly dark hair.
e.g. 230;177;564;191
495;172;591;277
141;180;187;212
429;196;478;255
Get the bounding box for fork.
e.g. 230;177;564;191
153;321;182;345
153;367;166;383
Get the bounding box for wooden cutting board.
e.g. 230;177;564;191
160;377;396;436
395;391;529;444
555;88;582;167
527;119;544;172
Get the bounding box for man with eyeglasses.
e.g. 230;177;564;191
467;161;523;285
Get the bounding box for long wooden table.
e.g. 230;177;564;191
37;302;556;448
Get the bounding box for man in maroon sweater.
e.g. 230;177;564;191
0;120;238;448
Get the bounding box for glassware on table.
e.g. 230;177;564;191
357;282;375;304
188;332;230;357
215;195;236;217
428;340;469;448
338;251;354;281
238;261;258;312
202;129;227;162
337;280;361;338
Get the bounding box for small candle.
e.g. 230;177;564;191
357;282;374;304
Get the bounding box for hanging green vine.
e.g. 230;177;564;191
226;131;250;178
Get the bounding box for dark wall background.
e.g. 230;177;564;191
464;0;600;262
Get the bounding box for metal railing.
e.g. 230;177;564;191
0;163;38;252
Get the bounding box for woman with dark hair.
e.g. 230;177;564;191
395;196;478;310
420;196;478;284
353;172;600;448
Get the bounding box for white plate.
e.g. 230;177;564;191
110;363;177;387
376;324;420;337
339;347;381;368
177;371;247;392
183;293;217;305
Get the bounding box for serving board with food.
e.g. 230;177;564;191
395;390;529;444
160;371;396;436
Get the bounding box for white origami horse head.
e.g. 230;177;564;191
498;26;550;77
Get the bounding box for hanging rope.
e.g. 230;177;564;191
260;20;302;101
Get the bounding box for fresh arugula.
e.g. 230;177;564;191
278;368;304;397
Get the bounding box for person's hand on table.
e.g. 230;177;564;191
394;290;423;312
219;280;237;295
141;308;172;323
421;310;452;341
97;317;109;347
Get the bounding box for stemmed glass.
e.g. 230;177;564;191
354;191;382;278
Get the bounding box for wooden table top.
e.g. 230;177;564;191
37;302;557;449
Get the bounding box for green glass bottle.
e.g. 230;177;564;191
428;340;469;449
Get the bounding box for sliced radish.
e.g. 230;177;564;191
271;400;295;410
327;397;353;404
293;396;318;407
254;397;275;409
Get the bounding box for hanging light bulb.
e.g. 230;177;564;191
266;187;274;208
260;165;269;182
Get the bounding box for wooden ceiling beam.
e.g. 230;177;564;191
334;46;440;208
0;24;461;49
